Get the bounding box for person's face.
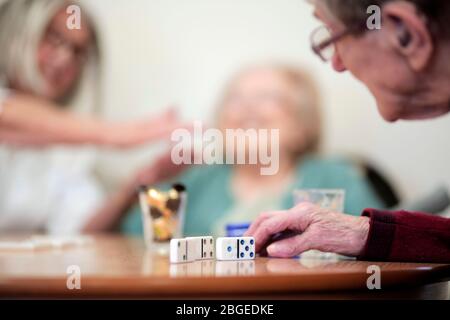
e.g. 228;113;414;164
313;2;447;122
37;7;92;100
219;68;309;157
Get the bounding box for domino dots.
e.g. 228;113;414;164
216;237;255;261
186;236;214;261
170;238;195;263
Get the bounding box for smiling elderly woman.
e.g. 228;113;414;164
94;65;385;237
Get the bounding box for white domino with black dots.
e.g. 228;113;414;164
216;237;255;261
170;238;195;263
170;237;214;264
186;236;214;260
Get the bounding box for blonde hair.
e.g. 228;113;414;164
218;64;322;156
0;0;102;114
0;0;66;93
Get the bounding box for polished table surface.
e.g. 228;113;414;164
0;236;449;299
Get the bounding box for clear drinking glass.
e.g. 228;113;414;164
138;184;187;255
293;189;346;212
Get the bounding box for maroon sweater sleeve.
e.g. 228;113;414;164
358;209;450;263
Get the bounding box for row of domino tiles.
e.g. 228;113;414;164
170;236;255;263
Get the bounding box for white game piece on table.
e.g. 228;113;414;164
186;236;214;260
30;236;94;249
30;236;75;249
170;238;195;264
0;241;36;252
52;237;79;248
29;239;54;250
216;237;255;261
29;236;58;249
69;236;95;246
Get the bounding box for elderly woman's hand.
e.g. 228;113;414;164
245;203;370;258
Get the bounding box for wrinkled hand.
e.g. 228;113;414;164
245;203;370;258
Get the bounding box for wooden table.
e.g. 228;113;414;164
0;236;449;299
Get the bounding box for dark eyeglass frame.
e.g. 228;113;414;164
311;23;367;62
43;28;91;64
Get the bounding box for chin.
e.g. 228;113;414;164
39;87;56;101
375;96;414;122
378;107;401;122
44;90;61;101
381;114;400;122
47;86;73;102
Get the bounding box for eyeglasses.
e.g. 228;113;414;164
43;28;90;64
310;25;352;62
310;21;369;62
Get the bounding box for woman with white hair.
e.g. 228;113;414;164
86;65;385;236
0;0;183;234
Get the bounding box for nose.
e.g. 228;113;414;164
331;52;347;73
54;46;75;67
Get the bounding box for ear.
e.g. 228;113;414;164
381;1;434;71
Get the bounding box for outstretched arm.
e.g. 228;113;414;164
0;94;185;148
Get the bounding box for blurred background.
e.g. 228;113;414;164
83;0;450;204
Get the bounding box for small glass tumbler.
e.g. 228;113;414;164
138;184;187;255
293;189;346;212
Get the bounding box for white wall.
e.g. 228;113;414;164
84;0;450;203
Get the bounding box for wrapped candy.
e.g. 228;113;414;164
138;184;187;250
